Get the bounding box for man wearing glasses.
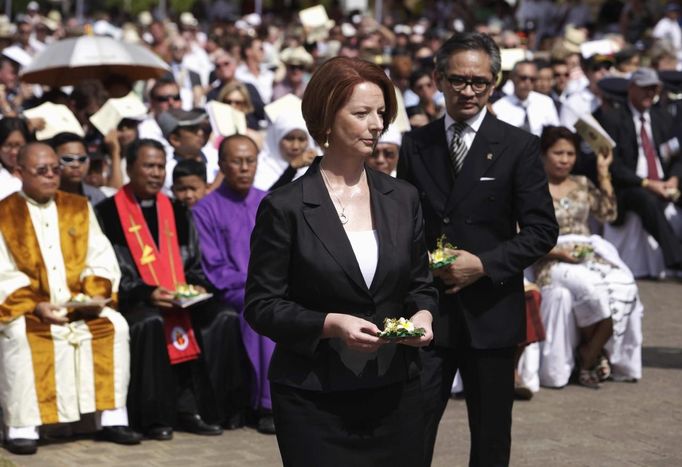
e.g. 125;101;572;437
492;60;559;136
51;132;106;206
0;143;140;454
398;32;558;466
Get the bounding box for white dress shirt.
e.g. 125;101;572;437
628;104;664;179
235;63;275;104
0;167;21;201
444;106;488;153
560;88;601;131
492;91;559;136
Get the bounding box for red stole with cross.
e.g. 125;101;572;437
114;185;200;364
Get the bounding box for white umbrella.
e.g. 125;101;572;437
19;35;170;87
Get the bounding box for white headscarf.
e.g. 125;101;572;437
253;110;316;191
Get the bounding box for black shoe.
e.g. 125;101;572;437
96;426;142;445
5;438;37;455
145;425;173;441
178;413;223;436
223;412;245;430
257;414;276;435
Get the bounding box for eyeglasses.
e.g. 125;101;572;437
20;164;62;177
216;61;233;68
153;94;181;102
553;72;569;78
287;64;305;71
444;76;492;94
371;148;398;159
224;99;246;107
60;154;89;166
1;142;22;151
516;75;537;83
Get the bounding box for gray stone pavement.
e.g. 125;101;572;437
3;280;681;466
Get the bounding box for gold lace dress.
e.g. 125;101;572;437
535;175;617;287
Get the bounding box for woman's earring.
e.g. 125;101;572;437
324;131;330;149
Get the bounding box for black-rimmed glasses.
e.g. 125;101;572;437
444;76;492;94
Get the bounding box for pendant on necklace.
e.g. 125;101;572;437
339;213;349;225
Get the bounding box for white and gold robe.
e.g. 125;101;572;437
0;191;129;428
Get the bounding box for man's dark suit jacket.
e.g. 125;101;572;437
398;113;558;350
597;105;682;189
244;159;438;392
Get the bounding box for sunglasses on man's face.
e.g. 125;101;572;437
21;164;62;177
153;94;181;103
60;154;89;166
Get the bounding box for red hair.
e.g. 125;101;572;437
302;57;397;146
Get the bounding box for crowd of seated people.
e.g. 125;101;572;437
2;0;682;456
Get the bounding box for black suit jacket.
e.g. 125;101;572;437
244;159;438;392
96;197;211;312
597;105;682;189
398;113;558;349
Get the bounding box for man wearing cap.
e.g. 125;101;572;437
367;125;401;177
271;47;313;101
96;138;247;439
492;60;559;137
157;108;219;196
560;53;614;131
598;67;682;271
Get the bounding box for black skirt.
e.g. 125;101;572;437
271;378;424;467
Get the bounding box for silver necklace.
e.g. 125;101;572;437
320;167;353;225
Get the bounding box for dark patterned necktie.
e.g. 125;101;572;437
520;104;531;133
449;121;468;175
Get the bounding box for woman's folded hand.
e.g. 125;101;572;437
322;313;384;352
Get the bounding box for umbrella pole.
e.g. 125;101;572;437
4;0;10;19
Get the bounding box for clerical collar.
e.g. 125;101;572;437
19;190;54;207
139;198;155;208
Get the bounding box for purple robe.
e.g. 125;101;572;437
193;183;273;410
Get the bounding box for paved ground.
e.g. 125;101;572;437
2;280;681;467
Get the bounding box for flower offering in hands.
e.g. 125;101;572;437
428;234;458;269
572;244;594;261
175;284;201;299
377;317;426;339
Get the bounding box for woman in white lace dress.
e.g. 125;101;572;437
535;126;642;389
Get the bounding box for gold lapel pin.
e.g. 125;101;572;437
486;153;493;160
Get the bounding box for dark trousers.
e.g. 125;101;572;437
124;302;247;431
618;186;682;269
421;343;516;467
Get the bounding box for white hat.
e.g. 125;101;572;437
179;12;199;28
378;125;402;148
